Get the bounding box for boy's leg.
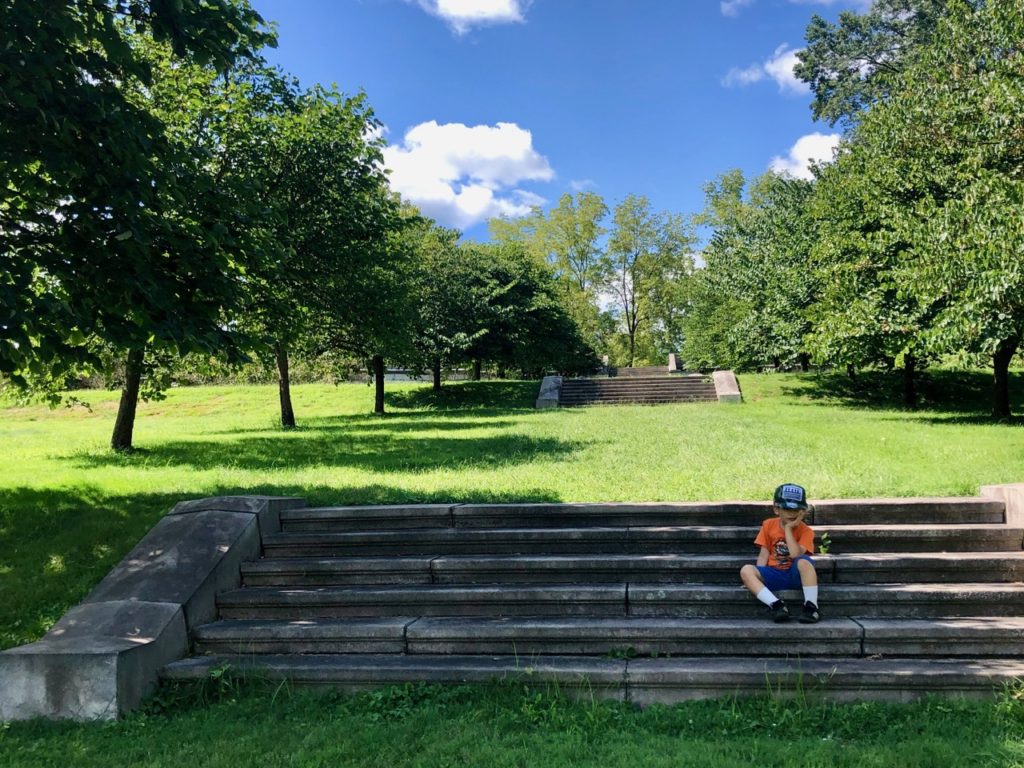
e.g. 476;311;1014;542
796;556;818;603
795;556;821;623
741;564;789;621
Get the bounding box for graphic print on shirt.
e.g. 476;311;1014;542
773;539;792;568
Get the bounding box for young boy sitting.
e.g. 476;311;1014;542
739;483;821;623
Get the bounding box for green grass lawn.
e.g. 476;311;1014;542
4;680;1024;767
2;370;1023;766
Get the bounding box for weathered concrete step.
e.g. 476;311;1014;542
835;552;1024;583
192;617;863;656
243;552;1024;587
406;617;864;656
278;498;1005;532
217;584;627;619
243;557;437;586
559;397;718;406
561;382;716;391
243;554;834;586
630;583;1024;619
261;524;1023;557
216;583;1024;619
160;654;1024;702
859;618;1024;657
194;618;417;654
812;497;1004;525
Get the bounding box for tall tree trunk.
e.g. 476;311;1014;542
902;353;917;411
276;342;296;429
373;354;385;415
472;359;482;381
798;353;810;372
432;357;442;392
111;347;144;452
993;337;1020;419
628;333;636;368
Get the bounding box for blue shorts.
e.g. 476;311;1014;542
756;555;814;592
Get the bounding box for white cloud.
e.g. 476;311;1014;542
383;120;554;229
411;0;530;34
769;132;841;180
569;179;596;192
721;0;755;16
724;44;808;94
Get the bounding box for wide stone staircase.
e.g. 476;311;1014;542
560;373;718;407
161;497;1024;702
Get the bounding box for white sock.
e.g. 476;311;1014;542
804;586;818;605
756;587;779;606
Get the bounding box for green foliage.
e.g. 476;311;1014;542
0;0;273;390
794;0;950;127
404;227;598;383
604;195;695;366
684;172;816;371
819;0;1024;415
490;192;611;355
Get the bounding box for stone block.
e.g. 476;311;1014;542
981;483;1024;527
712;370;742;403
169;495;306;538
535;375;563;408
0;601;186;720
84;510;260;629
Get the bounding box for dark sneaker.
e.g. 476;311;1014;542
799;601;821;624
768;599;790;623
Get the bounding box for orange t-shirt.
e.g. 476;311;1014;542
754;518;814;569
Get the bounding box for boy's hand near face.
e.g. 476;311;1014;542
781;510;804;529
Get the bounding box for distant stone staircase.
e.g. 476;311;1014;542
559;374;718;406
162;496;1024;702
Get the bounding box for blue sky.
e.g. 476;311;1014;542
256;0;865;239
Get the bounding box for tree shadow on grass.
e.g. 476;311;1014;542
68;429;586;474
0;482;566;650
384;380;539;412
781;370;1024;425
208;416;524;438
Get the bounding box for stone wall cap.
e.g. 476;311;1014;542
169;495;306;516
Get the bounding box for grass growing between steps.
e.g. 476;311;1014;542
2;372;1024;650
4;680;1024;767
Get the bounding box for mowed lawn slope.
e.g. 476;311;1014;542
2;372;1023;650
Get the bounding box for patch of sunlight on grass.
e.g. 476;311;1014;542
44;554;66;574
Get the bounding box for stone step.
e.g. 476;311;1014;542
193;617;864;656
261;524;1024;557
160;654;1024;702
216;583;1024;620
559;396;719;406
278;498;1004;532
629;583;1024;619
193;616;1024;657
242;552;1024;587
561;381;715;390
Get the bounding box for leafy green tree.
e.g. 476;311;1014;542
841;0;1024;417
794;0;950;127
1;0;273;450
805;145;933;408
683;172;817;372
490;193;609;353
604;196;694;367
252;86;397;426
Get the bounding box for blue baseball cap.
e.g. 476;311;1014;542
774;483;808;510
